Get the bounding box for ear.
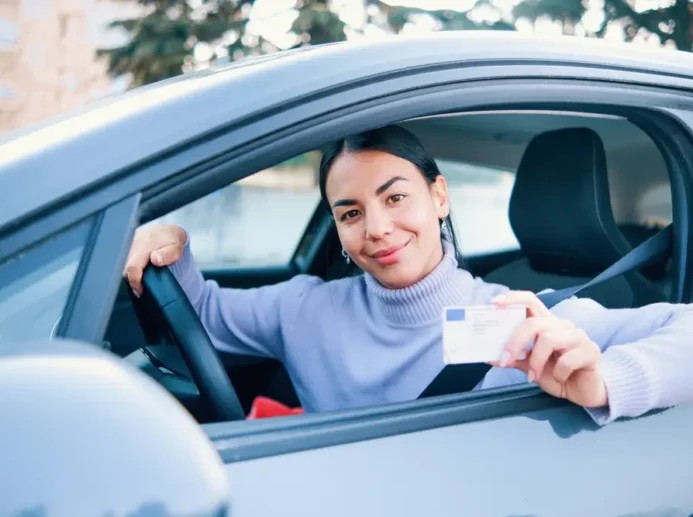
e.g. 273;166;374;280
429;175;450;220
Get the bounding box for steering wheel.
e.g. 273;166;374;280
138;264;246;422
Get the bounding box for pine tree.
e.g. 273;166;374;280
97;0;255;88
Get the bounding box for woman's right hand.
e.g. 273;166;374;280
124;224;187;296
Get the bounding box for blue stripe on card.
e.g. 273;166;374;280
446;308;466;321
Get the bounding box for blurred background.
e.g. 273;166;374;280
1;0;683;267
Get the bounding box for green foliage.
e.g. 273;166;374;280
513;0;692;50
98;0;254;88
97;0;693;89
291;1;347;46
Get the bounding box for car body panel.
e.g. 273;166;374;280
219;403;693;517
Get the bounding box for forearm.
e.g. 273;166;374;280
587;304;693;424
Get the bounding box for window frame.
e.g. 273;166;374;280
188;81;693;458
59;195;140;344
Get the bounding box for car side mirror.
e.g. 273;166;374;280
0;338;230;517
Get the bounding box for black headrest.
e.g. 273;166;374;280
509;127;632;275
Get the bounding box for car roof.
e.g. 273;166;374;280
2;31;693;231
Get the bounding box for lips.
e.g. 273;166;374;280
372;245;404;258
370;240;409;260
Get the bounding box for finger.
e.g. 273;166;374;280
124;248;151;295
501;316;564;367
493;290;555;319
123;227;180;294
552;340;600;384
528;328;580;381
150;243;183;266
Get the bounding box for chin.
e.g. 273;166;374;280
373;265;422;289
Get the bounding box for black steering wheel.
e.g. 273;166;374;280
138;264;246;422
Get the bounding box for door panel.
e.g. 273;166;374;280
219;402;693;516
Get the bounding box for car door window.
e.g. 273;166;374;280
154;154;321;269
437;159;520;256
0;219;92;345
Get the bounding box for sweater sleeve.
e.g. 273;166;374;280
569;299;693;425
168;238;321;361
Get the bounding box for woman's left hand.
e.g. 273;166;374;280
490;291;608;409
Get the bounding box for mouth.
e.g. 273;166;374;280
370;240;410;265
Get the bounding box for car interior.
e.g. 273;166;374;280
103;108;675;424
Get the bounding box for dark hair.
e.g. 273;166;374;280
318;124;465;268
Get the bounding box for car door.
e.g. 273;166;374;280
192;74;693;516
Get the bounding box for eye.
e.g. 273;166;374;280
388;194;406;204
339;209;360;222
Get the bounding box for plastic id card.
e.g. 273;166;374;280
442;305;526;364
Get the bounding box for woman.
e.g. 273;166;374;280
124;124;693;425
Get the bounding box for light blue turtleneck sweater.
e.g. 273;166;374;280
170;236;693;425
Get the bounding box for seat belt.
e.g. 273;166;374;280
418;224;673;399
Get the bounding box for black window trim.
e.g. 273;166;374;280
59;194;141;345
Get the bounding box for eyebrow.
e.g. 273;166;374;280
331;176;408;208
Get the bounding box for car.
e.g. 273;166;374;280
2;30;693;517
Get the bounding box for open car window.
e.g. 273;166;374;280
153;154;321;270
0;219;92;345
438;159;519;256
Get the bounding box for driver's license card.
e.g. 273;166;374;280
442;305;526;364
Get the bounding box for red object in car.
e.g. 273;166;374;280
247;396;304;419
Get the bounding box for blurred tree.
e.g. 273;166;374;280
513;0;692;51
98;0;693;90
98;0;517;88
97;0;257;88
290;0;347;46
377;1;515;33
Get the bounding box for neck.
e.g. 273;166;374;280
363;239;472;325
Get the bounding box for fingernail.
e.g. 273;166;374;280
492;294;506;303
527;369;535;383
518;350;527;360
499;350;511;368
154;253;162;265
132;288;140;299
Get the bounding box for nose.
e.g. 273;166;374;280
364;206;393;241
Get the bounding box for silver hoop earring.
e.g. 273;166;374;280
341;248;350;264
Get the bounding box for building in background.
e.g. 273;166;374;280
0;0;141;134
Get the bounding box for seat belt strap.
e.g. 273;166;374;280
537;224;672;308
418;224;673;399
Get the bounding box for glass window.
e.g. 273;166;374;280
0;18;19;49
154;154;321;269
0;82;16;98
438;159;520;256
0;220;92;345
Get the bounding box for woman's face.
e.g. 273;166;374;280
325;149;450;289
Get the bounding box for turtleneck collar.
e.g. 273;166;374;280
363;238;473;325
